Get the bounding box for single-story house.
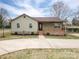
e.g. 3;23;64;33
11;14;65;35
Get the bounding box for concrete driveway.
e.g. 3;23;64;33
0;35;79;55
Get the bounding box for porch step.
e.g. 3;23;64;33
38;31;43;35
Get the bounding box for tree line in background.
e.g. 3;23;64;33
0;8;11;37
0;8;11;29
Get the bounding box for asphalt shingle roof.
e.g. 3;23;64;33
12;14;64;22
33;17;63;22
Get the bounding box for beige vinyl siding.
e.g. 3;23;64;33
11;15;38;34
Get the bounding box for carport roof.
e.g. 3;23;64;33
66;26;79;28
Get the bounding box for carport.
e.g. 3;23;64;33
66;26;79;33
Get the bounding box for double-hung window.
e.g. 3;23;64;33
29;23;32;28
17;23;20;28
54;23;60;28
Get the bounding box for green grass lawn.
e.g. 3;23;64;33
45;35;79;39
1;33;79;40
0;29;79;40
0;49;79;59
0;33;38;40
0;29;38;40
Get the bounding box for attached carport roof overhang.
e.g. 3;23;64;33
66;26;79;29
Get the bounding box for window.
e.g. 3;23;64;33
54;26;60;28
29;23;32;28
54;23;60;28
17;23;20;28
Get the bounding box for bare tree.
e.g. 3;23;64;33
51;1;71;20
50;1;74;35
73;7;79;18
0;8;9;37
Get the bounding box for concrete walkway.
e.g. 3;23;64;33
0;35;79;55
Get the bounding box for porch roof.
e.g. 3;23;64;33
33;17;64;22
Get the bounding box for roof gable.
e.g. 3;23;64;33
11;14;37;22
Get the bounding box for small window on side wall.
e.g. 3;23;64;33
54;26;60;28
17;23;20;28
29;23;32;28
54;23;60;28
24;15;26;18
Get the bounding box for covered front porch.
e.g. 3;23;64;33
38;22;65;35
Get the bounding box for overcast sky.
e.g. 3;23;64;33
0;0;79;18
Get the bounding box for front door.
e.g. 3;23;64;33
38;23;43;31
38;23;43;35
